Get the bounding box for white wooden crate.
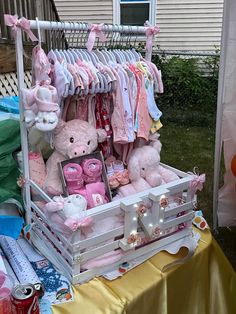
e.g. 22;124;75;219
27;164;195;284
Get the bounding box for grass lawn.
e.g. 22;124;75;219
159;122;236;269
159;124;215;223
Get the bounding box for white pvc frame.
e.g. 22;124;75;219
213;0;227;231
14;19;155;224
13;19;196;284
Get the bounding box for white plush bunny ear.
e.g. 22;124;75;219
128;153;141;181
149;132;162;154
21;88;35;108
97;128;107;143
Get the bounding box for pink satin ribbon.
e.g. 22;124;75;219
65;216;93;232
145;26;160;54
4;14;38;41
86;23;107;52
189;172;206;198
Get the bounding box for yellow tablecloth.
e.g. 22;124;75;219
52;229;236;314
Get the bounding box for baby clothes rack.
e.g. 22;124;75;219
13;18;195;284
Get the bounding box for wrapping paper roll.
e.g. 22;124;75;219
0;247;19;286
0;235;41;285
0;251;6;274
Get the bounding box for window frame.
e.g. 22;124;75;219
113;0;156;26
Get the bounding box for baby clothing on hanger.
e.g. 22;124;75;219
32;45;51;85
33;47;165;162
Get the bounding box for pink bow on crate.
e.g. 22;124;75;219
86;23;108;52
64;216;93;232
145;25;160;55
4;14;38;41
188;169;206;198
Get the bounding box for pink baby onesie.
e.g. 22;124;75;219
117;66;135;143
134;68;152;141
110;66;130;144
67;63;83;94
77;59;95;85
32;45;50;85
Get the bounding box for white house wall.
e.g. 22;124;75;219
156;0;224;51
54;0;113;24
54;0;223;52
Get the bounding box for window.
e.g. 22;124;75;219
113;0;156;26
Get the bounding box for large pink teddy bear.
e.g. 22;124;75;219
117;135;179;198
44;119;107;195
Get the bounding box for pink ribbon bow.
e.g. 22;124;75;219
189;172;206;198
145;26;160;54
64;216;93;232
4;14;38;41
86;23;107;52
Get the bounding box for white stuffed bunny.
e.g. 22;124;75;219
43;194;91;233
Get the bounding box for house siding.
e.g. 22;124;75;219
54;0;113;24
156;0;224;51
54;0;223;52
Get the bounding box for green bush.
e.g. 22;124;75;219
152;53;219;127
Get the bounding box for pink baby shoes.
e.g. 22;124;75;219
81;158;103;184
63;163;84;195
106;159;129;190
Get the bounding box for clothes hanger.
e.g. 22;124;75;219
61;49;72;63
70;50;78;62
36;17;42;49
73;49;84;61
81;49;93;62
67;50;76;64
119;49;127;63
78;49;89;62
47;50;57;64
111;49;122;64
130;48;139;62
123;50;132;62
126;49;135;62
54;49;62;61
104;49;116;65
93;49;107;64
89;50;100;64
101;48;112;64
86;51;97;66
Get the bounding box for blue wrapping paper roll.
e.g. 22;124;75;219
0;235;41;285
